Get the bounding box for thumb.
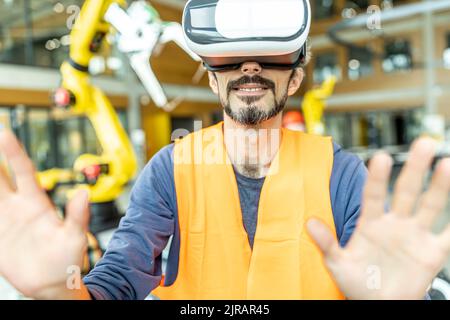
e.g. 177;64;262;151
306;218;342;262
65;189;90;233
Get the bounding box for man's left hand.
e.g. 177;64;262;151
307;137;450;300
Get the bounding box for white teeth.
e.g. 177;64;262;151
238;88;264;92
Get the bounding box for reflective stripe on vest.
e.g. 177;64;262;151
152;122;344;300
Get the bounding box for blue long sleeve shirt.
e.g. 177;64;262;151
83;141;367;300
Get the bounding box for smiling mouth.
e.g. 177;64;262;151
232;83;269;96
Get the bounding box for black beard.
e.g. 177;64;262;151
224;91;288;126
224;95;287;126
220;72;294;126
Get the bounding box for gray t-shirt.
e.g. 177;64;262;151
233;167;265;248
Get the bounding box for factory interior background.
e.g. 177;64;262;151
0;0;450;299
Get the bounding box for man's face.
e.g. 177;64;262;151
208;62;303;126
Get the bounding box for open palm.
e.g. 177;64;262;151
308;138;450;299
0;130;89;299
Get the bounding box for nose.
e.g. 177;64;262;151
240;61;262;76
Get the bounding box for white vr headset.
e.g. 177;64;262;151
182;0;311;71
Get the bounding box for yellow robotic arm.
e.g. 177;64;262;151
68;0;119;68
38;168;74;192
302;76;337;135
38;0;198;234
42;0;137;205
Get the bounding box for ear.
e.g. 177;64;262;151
287;68;304;96
208;71;219;95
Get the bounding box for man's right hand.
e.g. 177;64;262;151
0;129;91;300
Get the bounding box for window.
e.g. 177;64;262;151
82;110;127;157
54;116;85;169
313;52;342;84
117;109;129;133
334;108;423;149
0;0;28;65
0;0;122;75
343;0;370;18
348;0;370;9
313;0;336;20
444;32;450;69
0;107;11;129
54;113;124;169
390;0;415;7
4;105;129;172
27;109;54;171
383;39;413;73
34;36;70;69
324;113;353;148
10;106;28;148
172;117;197;134
348;47;373;80
9;106;55;171
83;118;102;156
0;0;75;67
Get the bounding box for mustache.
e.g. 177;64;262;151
227;75;276;94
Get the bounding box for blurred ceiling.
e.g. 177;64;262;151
0;0;79;26
0;0;84;40
0;0;208;89
0;0;185;39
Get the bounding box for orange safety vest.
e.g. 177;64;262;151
152;122;344;300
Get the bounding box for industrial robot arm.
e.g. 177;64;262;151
39;0;138;207
302;76;337;135
40;0;200;218
104;0;201;110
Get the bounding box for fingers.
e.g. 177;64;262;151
0;130;41;195
65;190;90;234
360;152;392;221
414;158;450;229
391;137;437;217
306;218;342;262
